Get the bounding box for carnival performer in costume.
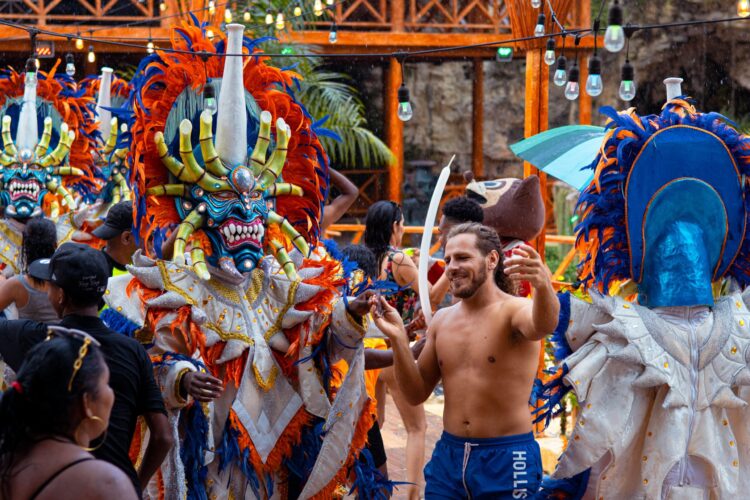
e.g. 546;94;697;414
0;60;98;276
104;21;376;499
533;82;750;499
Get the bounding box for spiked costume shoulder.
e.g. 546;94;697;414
534;98;750;499
0;62;98;275
104;20;375;499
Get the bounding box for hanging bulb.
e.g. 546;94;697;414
553;55;567;86
397;83;413;122
585;54;603;97
326;0;334;5
314;0;324;16
159;1;166;12
208;1;216;15
328;24;338;43
275;12;285;30
534;13;546;37
739;0;750;17
34;58;40;70
206;29;214;39
24;58;37;86
265;9;274;24
544;38;556;66
224;7;233;23
619;61;636;101
65;53;75;77
87;45;96;63
147;39;155;54
604;0;625;53
75;34;84;50
243;10;251;22
204;81;218;115
531;0;542;7
565;64;579;100
294;2;302;17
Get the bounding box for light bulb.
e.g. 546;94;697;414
243;10;251;22
275;12;285;30
544;38;556;65
294;3;302;17
65;53;75;77
326;0;334;5
24;58;37;86
204;83;218;115
87;45;96;63
265;9;274;24
604;0;625;53
147;40;155;54
534;13;545;37
740;0;750;16
397;84;413;121
208;0;215;15
206;29;214;39
34;58;40;70
619;61;636;101
553;56;567;86
314;0;324;16
531;0;541;7
75;36;84;50
159;1;166;12
225;8;233;23
565;65;579;100
328;26;338;43
585;55;603;97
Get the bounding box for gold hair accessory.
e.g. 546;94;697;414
45;326;101;392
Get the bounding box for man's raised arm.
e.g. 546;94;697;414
505;243;560;341
370;296;441;405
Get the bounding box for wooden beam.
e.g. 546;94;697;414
472;58;484;179
385;57;404;203
391;0;405;32
578;52;592;125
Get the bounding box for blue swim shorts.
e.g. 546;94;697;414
424;431;542;499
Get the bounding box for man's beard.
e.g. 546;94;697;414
451;266;487;299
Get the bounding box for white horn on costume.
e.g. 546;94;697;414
214;23;248;167
664;77;683;102
96;67;114;142
17;68;39;152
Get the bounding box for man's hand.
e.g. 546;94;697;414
346;290;375;319
181;371;223;402
370;295;409;344
405;308;426;340
503;244;552;290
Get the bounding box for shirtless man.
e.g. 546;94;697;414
371;222;559;499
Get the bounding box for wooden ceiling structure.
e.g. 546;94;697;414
0;0;596;208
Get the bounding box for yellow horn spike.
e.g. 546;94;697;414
102;117;119;155
173;209;204;265
0;152;14;165
40;126;74;167
267;210;309;256
266;183;304;197
146;184;188;197
249;110;273;176
112;171;131;200
34;117;53;159
199;110;228;177
258;119;291;189
51;166;85;177
55;184;76;210
190;247;211;280
49;200;60;219
177;120;231;192
270;240;298;281
155;131;188;180
2;115;17;157
112;187;121;205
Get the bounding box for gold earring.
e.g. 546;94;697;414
74;415;107;452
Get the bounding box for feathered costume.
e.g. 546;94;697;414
0;62;98;275
104;20;375;499
533;98;750;499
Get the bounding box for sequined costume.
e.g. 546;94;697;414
532;97;750;499
103;20;374;499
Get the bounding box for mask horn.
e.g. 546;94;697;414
17;75;39;152
97;67;114;143
214;23;247;168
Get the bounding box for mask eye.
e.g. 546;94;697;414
250;191;262;200
213;191;237;200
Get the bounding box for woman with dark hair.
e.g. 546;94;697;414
0;218;58;322
0;328;137;499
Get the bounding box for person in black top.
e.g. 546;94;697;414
0;243;173;494
92;201;138;276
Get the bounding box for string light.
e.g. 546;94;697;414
553;55;567;86
314;0;324;16
293;1;303;17
208;1;216;15
585;54;603;96
243;10;251;22
24;57;37;86
65;53;75;77
544;38;556;65
224;7;233;23
203;81;218;115
326;0;334;5
159;1;167;12
739;0;750;17
87;45;96;63
328;22;338;43
531;0;541;7
604;0;625;52
206;28;215;39
147;38;155;54
397;82;413;121
265;9;274;25
619;60;636;101
564;62;579;100
75;33;84;50
275;12;285;31
534;12;546;37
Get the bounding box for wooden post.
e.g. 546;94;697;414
472;58;484;179
385;57;404;203
578;52;592;125
391;0;405;32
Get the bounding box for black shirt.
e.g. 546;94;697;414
0;314;166;492
103;250;126;277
